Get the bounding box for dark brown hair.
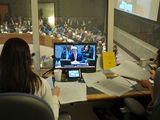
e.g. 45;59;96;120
154;48;160;68
0;38;42;94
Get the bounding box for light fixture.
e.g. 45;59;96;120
48;17;55;24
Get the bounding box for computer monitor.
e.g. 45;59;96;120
54;42;97;73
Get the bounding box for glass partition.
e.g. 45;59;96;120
0;0;31;34
38;0;106;69
0;0;107;69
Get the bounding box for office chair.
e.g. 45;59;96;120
151;102;160;120
123;97;160;120
123;97;146;120
0;92;71;120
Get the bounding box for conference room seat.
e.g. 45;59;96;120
0;93;71;120
151;102;160;120
123;97;160;120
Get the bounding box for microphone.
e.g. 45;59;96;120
51;55;54;59
149;58;154;61
140;58;154;61
31;53;35;57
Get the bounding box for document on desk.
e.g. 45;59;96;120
46;76;54;89
55;82;87;104
110;61;150;80
93;76;133;96
82;72;107;87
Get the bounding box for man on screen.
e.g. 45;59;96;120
61;45;71;59
68;46;85;63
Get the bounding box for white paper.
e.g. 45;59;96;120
82;72;107;87
46;76;54;89
110;61;150;80
93;76;133;96
55;82;87;104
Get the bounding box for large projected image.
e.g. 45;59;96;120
115;0;160;21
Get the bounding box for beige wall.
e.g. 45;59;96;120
0;0;30;17
0;0;105;24
40;0;106;26
39;3;55;18
55;0;104;17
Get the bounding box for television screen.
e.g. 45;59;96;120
115;0;160;21
54;43;97;72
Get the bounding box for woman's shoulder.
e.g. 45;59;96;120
35;77;50;97
39;77;48;85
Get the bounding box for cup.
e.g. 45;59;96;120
54;69;62;81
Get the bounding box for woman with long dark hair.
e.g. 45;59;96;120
81;45;93;60
0;38;60;120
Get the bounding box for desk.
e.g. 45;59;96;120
34;69;150;101
87;91;150;101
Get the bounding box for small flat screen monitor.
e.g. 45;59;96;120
54;43;97;72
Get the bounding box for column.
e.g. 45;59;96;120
107;0;114;52
31;0;40;70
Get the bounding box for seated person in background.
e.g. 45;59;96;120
0;38;60;120
137;48;160;114
97;40;103;54
81;45;93;60
61;45;71;59
68;46;85;63
113;44;118;62
73;34;82;42
0;25;4;33
65;29;73;39
3;22;8;33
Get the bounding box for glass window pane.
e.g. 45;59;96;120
38;0;106;69
0;0;31;34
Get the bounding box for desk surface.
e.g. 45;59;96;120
34;69;150;101
87;91;150;101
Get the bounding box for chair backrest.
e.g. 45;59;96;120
0;92;54;120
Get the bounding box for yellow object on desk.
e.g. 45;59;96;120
102;52;116;70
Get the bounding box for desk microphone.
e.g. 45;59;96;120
141;58;154;61
140;58;154;62
149;58;154;61
31;53;35;57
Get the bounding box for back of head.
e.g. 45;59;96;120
1;38;31;67
0;38;41;94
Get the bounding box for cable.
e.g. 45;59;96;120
42;68;53;78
